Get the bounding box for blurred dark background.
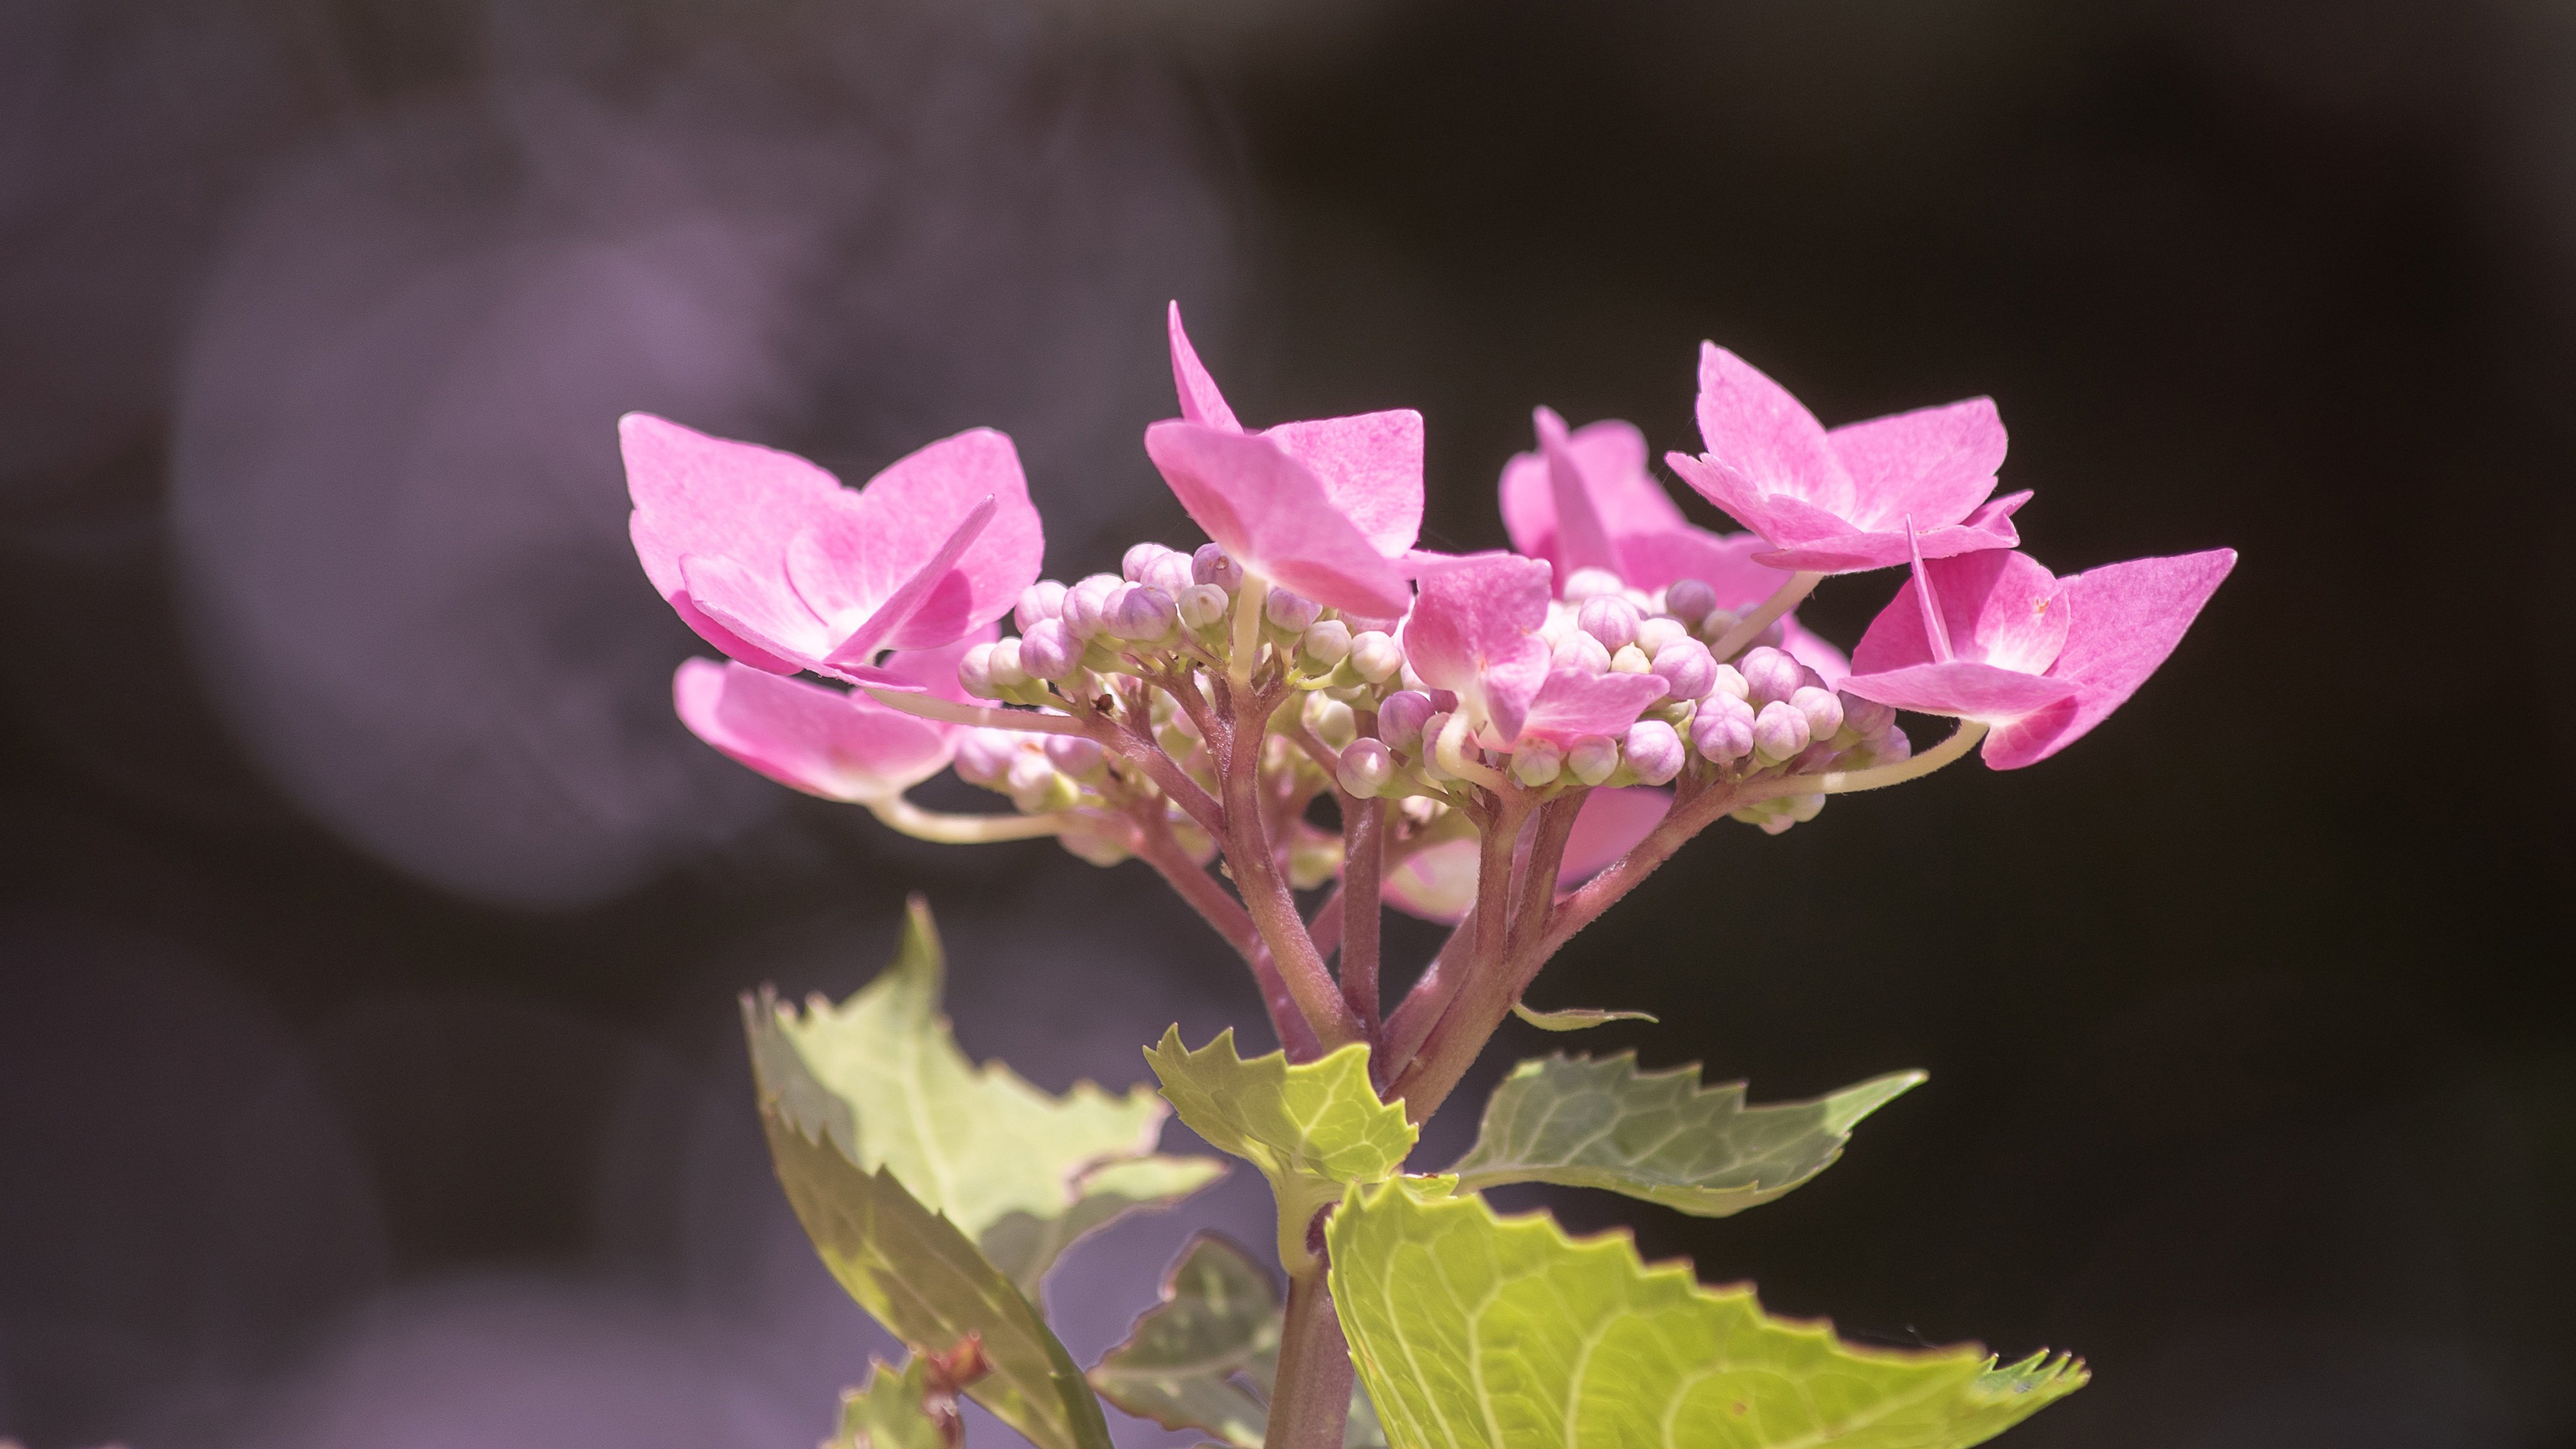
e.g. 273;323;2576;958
5;0;2573;1445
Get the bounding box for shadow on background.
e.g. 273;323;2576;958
3;1;2570;1446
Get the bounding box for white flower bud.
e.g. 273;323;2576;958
1740;646;1803;706
1301;618;1352;668
1337;739;1395;798
1265;589;1322;633
1552;631;1612;675
1624;720;1686;786
1651;639;1717;700
1511;739;1564;787
1567;734;1620;786
1305;694;1358;750
1019;619;1080;680
1578;595;1642;652
1609;644;1654;675
1705;662;1749;702
985;637;1030;689
1124;541;1177;582
1663;578;1719;629
1563;566;1625;602
1416;712;1454;780
1014;580;1067;633
1177;583;1230;631
1633;616;1688;657
1191;543;1242;591
1143;552;1197;598
958;643;1003;700
1790;685;1844;742
1377;691;1434;753
1044;734;1108;782
1752;699;1811;763
1005;751;1063;812
1109;585;1179;641
1346;629;1403;683
1697;608;1741;649
953;728;1021;786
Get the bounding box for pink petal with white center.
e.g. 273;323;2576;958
1981;548;2236;769
1825;396;2006;533
1690;343;1854;518
1836;659;2080;722
1144;422;1414;618
625;413;843;672
1383;786;1669;923
1399;553;1553;739
1515;668;1670;745
1265;409;1426;559
817;494;997;671
1167;301;1241;430
1850;548;2070;677
674;659;953;802
786;429;1042;652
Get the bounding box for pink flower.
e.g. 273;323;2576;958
1140;305;1424;617
1385;787;1668;922
1400;553;1666;746
624;413;1042;687
673;630;989;800
1663;345;2027;574
1839;541;2236;769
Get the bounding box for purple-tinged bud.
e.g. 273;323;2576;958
1752;617;1786;650
1177;583;1230;631
953;728;1020;786
1567;734;1620;786
1625;720;1685;786
1019;619;1081;680
1045;734;1108;782
1124;542;1177;582
1839;691;1896;739
1790;685;1844;742
1338;739;1395;798
1551;631;1612;675
1692;704;1754;763
1061;574;1122;639
1652;639;1717;701
1609;644;1654;676
1705;662;1749;702
1697;608;1741;649
1511;739;1564;787
1740;647;1803;707
1301;618;1352;668
1377;691;1434;752
1265;589;1322;633
1663;578;1719;629
1014;580;1067;633
1563;567;1625;602
985;637;1030;689
958;643;1003;700
1109;586;1179;641
1416;712;1454;779
1752;700;1811;763
1577;595;1642;653
1347;630;1403;684
1191;543;1241;591
1633;616;1688;657
1143;552;1197;598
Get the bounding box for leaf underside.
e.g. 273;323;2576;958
828;1356;947;1449
1447;1053;1924;1216
1328;1179;2086;1449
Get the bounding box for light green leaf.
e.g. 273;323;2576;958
749;896;1224;1292
1511;1002;1660;1032
1089;1234;1385;1449
1142;1027;1415;1270
755;1102;1109;1449
1328;1179;2086;1449
1448;1053;1923;1217
826;1357;947;1449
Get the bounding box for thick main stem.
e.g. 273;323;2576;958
1341;795;1385;1046
1222;684;1364;1051
1388;798;1527;1122
1265;1267;1356;1449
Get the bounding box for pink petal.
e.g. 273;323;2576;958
1532;407;1621;578
1850;548;2068;676
1559;787;1671;879
1144;422;1414;618
1399;553;1553;740
624;413;843;669
820;495;997;669
1982;548;2236;769
1516;668;1669;745
876;623;999;704
1610;526;1786;604
1665;453;1814;546
787;429;1042;651
1749;508;2023;574
1825;396;2006;532
1503;415;1678;571
674;659;953;801
1691;343;1854;519
1383;840;1481;922
1837;660;2080;722
1265;409;1427;559
1167;301;1240;431
678;552;839;666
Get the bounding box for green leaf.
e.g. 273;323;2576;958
1142;1027;1415;1269
1327;1179;2086;1449
750;896;1224;1292
1511;1002;1660;1032
1447;1053;1923;1217
826;1357;948;1449
1089;1234;1386;1449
